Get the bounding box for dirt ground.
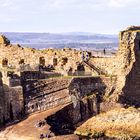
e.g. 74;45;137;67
0;104;79;140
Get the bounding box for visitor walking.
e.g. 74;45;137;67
85;51;89;61
103;48;106;55
81;52;85;61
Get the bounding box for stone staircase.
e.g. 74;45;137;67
82;60;107;75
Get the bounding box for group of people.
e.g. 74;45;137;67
81;51;90;61
81;49;106;61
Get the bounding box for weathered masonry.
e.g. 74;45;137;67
0;69;115;125
1;26;140;126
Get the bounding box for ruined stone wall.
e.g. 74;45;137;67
24;76;116;117
0;44;42;68
69;77;106;98
0;43;83;72
88;31;138;77
0;35;10;45
116;29;140;105
100;27;140;106
3;86;24;121
69;77;116;98
0;71;24;125
24;78;72;114
2;26;140;126
84;27;140;107
0;35;94;76
26;89;71;114
65;76;116;124
0;72;5;125
0;72;117;125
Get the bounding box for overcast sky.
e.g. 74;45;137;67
0;0;139;34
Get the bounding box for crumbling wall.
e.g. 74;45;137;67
117;29;140;105
2;26;140;126
24;76;116;118
68;77;116;123
24;78;72;114
26;89;71;114
0;35;10;45
0;35;95;77
102;27;140;106
69;77;106;98
0;71;24;125
3;86;24;121
87;27;140;107
0;42;83;73
0;72;5;125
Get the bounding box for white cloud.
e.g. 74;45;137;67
0;0;11;7
0;0;140;8
0;0;139;32
0;0;138;11
108;0;124;8
107;0;140;8
37;0;140;11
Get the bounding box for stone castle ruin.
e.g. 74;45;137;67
0;26;140;127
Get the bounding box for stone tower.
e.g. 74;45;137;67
116;26;140;106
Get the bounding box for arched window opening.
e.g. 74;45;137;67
39;57;45;66
53;58;58;66
19;59;24;64
2;58;8;67
62;57;68;65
